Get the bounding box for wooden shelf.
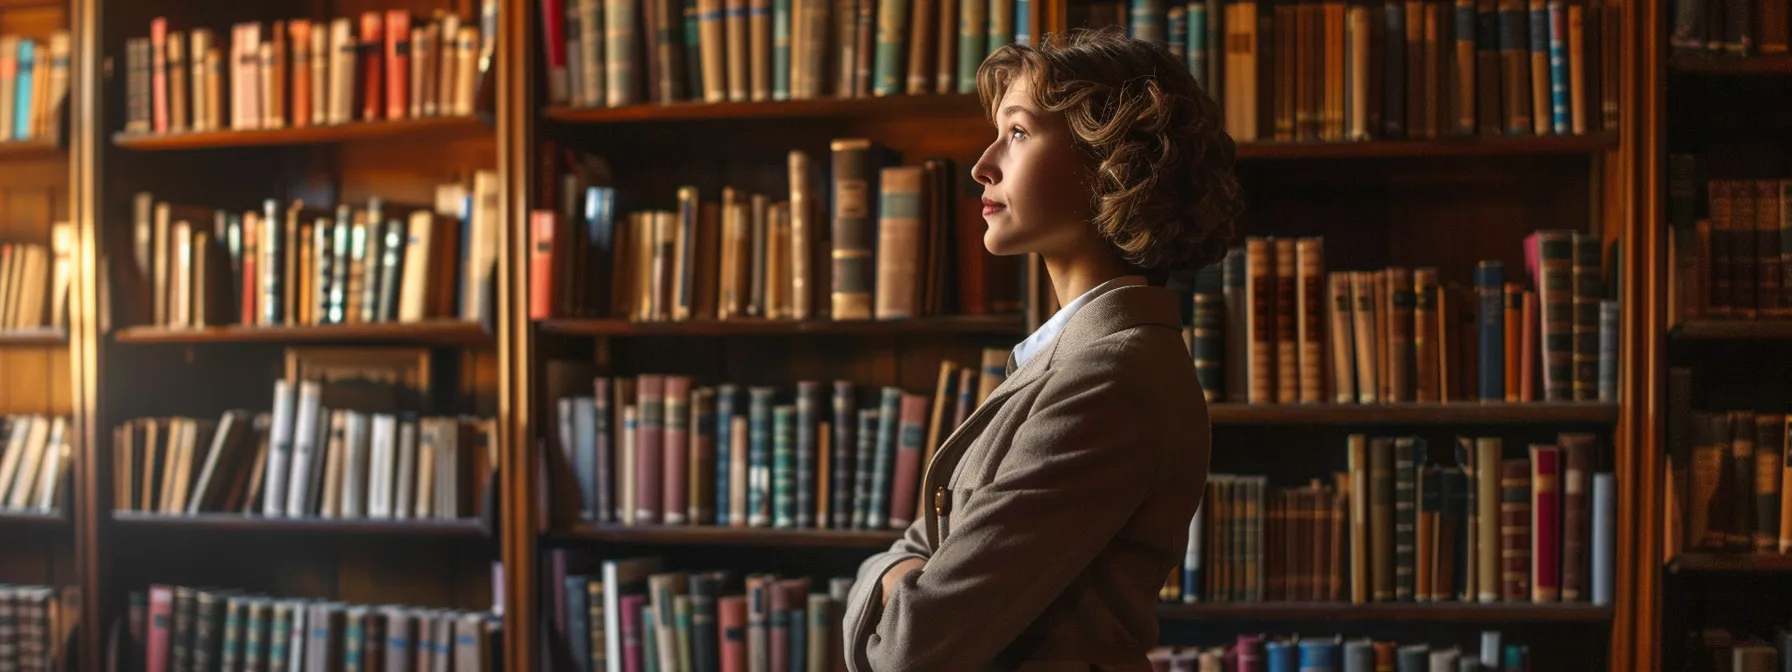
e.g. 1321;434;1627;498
1670;53;1792;75
0;328;67;347
1156;602;1613;623
1670;320;1792;341
552;523;902;549
110;511;489;537
1236;133;1616;159
537;314;1026;337
1207;402;1619;425
0;509;67;525
112;116;490;151
1667;553;1792;574
111;320;491;345
0;139;62;159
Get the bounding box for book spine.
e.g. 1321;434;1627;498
1591;472;1613;605
1558;433;1591;600
887;393;927;527
664;376;692;525
1570;233;1601;401
1246;238;1274;404
715;385;735;526
772;404;796;528
866;387;902;529
1499;458;1531;601
750;0;772;101
748;387;774;527
851;408;878;529
608;0;638;106
1369;438;1394;601
1503;282;1522;401
829;382;856;530
1224;247;1248;402
794;381;819;528
829;140;875;319
873;166;924;319
1547;0;1567;133
1275;239;1299;403
1476;437;1500;602
1295;238;1325;404
1474;261;1503;401
1597;299;1617;402
1529;444;1560;602
636;375;665;525
773;0;792;99
1393;437;1418;602
1192;264;1225;402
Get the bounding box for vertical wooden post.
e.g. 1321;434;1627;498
498;0;538;669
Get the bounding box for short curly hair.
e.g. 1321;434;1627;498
976;27;1241;283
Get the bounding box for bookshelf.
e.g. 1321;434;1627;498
1154;602;1615;624
1669;320;1792;341
0;327;66;346
111;320;493;345
108;510;493;538
536;314;1026;337
110;115;491;151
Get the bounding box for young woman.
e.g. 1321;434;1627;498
841;27;1243;672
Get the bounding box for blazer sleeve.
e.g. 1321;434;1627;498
844;348;1163;672
842;516;934;667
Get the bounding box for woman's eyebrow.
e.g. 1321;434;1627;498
999;104;1036;121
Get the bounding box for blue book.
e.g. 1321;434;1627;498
716;384;737;526
1265;640;1296;672
573;397;599;520
866;387;903;530
1015;0;1031;45
829;381;856;529
1528;0;1549;131
1129;0;1164;44
1298;638;1339;672
13;40;32;140
851;408;879;529
1501;644;1528;672
1191;264;1224;401
788;601;807;672
748;387;775;527
772;0;791;99
1597;300;1618;402
1547;1;1568;133
565;576;591;672
794;382;819;528
1592;473;1614;605
1475;261;1505;401
1342;639;1374;672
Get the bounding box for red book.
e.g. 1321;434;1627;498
662;375;693;524
1558;433;1594;601
239;217;258;325
146;585;173;672
151;18;169;133
358;12;384;121
769;579;791;672
1530;445;1561;602
634;374;665;524
1500;458;1533;602
620;594;646;672
540;0;569;104
384;11;410;120
718;595;747;672
529;210;556;320
886;392;929;528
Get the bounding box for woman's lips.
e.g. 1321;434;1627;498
981;198;1005;216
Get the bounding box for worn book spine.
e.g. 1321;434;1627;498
1274;238;1299;403
1413;268;1439;402
1570;232;1601;400
1500;458;1532;601
1529;444;1560;602
1193;264;1225;402
1474;261;1503;401
635;375;666;525
828;382;855;530
850;408;878;530
772;404;796;528
747;386;774;527
1246;238;1275;404
1557;432;1591;600
1224;248;1248;402
1295;238;1324;403
1370;437;1394;601
873;166;924;319
1328;272;1357;404
1351;272;1379;404
663;376;692;525
829;139;875;320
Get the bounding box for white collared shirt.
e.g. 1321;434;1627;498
1010;275;1148;369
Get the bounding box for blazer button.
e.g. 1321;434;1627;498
934;487;948;516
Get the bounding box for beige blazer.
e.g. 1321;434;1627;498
844;284;1212;672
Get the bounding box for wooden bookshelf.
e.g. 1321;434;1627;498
1155;602;1614;623
1236;133;1618;159
0;139;62;159
1666;553;1792;574
111;321;492;345
1669;53;1792;75
537;314;1026;337
1207;402;1619;425
0;328;67;346
111;116;490;151
552;524;903;549
109;511;490;537
1669;320;1792;341
0;510;68;526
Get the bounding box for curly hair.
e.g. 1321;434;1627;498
976;27;1242;283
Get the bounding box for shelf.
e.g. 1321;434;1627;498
1670;53;1792;75
0;328;67;347
537;314;1026;337
0;139;62;159
1235;133;1617;159
110;511;489;537
552;523;902;549
1670;320;1792;341
1156;602;1613;623
1667;553;1792;574
112;116;490;151
1207;402;1619;425
112;320;491;345
0;509;67;526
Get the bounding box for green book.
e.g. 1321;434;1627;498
851;408;879;530
642;605;660;672
773;0;792;99
773;404;797;528
872;0;910;95
866;387;902;530
748;387;775;527
674;595;694;672
956;0;987;93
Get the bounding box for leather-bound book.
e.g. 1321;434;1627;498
1499;457;1532;601
1528;444;1560;602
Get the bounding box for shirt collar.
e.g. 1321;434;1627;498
1010;275;1148;370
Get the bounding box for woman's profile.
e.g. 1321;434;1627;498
841;27;1243;672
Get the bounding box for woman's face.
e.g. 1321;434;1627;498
971;80;1096;258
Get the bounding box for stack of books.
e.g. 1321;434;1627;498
0;225;74;331
1673;410;1792;556
0;585;69;670
1146;631;1536;671
1667;173;1792;323
0;414;71;514
1169;433;1616;607
121;175;501;330
0;32;70;143
120;3;496;136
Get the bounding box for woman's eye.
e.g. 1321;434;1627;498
1010;126;1026;140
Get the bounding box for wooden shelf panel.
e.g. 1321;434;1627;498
1670;54;1792;75
1670;320;1792;341
537;314;1025;337
0;140;62;159
0;509;67;525
112;116;490;151
1156;602;1613;623
1667;553;1792;573
110;511;489;537
552;523;902;549
112;320;491;345
1236;133;1617;159
1207;402;1619;425
0;328;67;346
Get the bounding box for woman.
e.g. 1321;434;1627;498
842;27;1242;672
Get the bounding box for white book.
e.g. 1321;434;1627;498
0;415;33;505
308;27;327;126
602;557;664;672
264;380;295;517
186;411;246;515
8;416;49;510
31;417;65;512
368;414;397;519
434;420;457;519
239;25;262;130
397;210;436;322
393;421;418;521
413;419;435;520
285;381;323;517
462;171;499;323
340;412;370;518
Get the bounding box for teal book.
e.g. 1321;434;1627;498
686;0;705;100
220;598;244;671
673;595;694;672
851;408;879;529
956;0;986;93
748;387;775;527
987;0;1013;53
829;381;857;529
794;381;820;529
642;605;659;672
1187;2;1207;86
267;603;290;667
872;0;910;95
772;404;797;528
865;387;902;530
773;0;792;99
13;40;32;140
1015;0;1031;45
715;385;738;526
344;607;366;672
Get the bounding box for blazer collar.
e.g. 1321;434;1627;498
994;284;1182;398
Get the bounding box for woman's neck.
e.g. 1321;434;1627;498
1043;252;1138;306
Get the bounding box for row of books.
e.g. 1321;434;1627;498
1676;410;1792;555
1144;631;1534;672
540;0;1029;108
1167;434;1615;606
122;6;495;136
1668;176;1792;321
553;355;1007;529
111;381;496;521
125;585;499;672
124;175;501;330
0;585;66;671
1191;233;1617;406
537;143;995;322
0;33;70;143
1688;627;1792;672
1670;0;1790;57
1120;0;1621;142
547;553;851;672
0;415;70;514
0;227;73;331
